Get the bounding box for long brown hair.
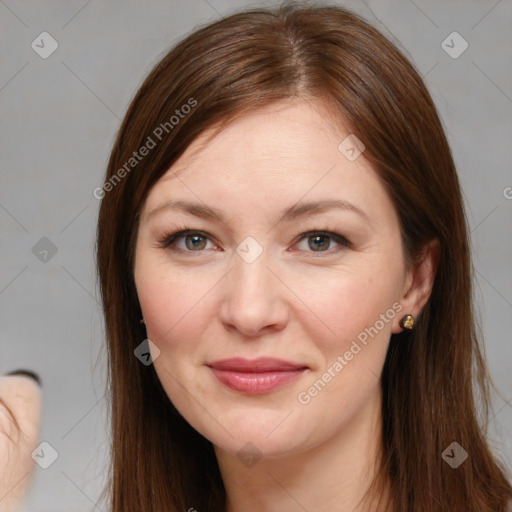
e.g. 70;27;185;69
95;2;512;510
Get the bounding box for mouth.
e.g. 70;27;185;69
206;357;309;394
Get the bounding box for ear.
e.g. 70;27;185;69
392;238;441;334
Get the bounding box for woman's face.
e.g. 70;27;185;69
134;99;413;460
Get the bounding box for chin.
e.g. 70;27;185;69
193;412;313;460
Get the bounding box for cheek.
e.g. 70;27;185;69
292;271;399;423
135;263;219;356
137;253;403;354
293;263;402;352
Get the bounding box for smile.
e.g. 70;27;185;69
207;357;309;394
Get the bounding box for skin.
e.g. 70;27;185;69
134;98;439;512
0;375;41;511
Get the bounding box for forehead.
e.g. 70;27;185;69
140;99;394;226
164;99;347;180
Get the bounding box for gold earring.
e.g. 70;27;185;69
399;314;414;330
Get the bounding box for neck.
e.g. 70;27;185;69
214;389;390;512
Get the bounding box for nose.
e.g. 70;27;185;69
218;246;289;338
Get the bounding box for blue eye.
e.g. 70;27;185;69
295;230;352;253
157;229;214;252
157;227;352;255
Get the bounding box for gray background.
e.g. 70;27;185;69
1;0;511;510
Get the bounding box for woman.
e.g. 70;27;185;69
95;2;512;511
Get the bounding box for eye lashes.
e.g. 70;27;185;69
156;225;352;255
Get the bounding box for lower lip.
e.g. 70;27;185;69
209;368;306;394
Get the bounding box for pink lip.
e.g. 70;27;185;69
207;357;308;394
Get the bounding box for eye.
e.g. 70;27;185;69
156;227;352;255
157;227;216;253
294;230;352;254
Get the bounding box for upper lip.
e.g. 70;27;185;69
207;357;308;372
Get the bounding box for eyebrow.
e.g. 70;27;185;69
146;198;370;225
